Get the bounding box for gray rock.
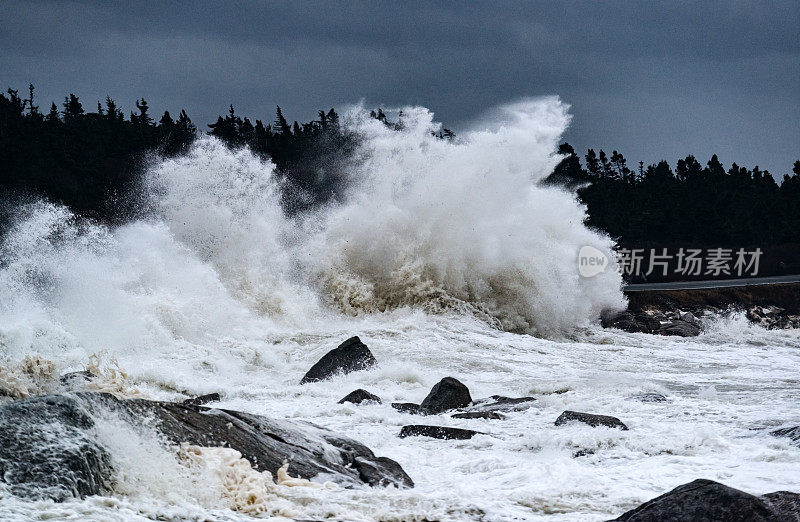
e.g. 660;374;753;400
771;425;800;445
391;402;427;414
393;393;535;417
601;310;701;337
182;393;220;406
657;320;701;337
0;392;413;501
300;336;377;384
628;393;668;403
59;371;96;391
451;411;505;420
555;410;628;430
465;395;537;413
338;389;381;405
399;425;480;440
601;310;643;332
611;478;800;521
420;377;472;413
0;394;112;500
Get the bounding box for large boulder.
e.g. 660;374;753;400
0;392;413;501
612;478;800;521
555;410;628;430
420;377;472;413
300;336;377;384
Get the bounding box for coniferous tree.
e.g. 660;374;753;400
274;106;291;135
62;94;84;124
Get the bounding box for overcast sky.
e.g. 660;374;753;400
3;1;798;174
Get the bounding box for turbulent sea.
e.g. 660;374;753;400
0;99;798;521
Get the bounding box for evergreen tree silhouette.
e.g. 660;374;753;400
62;94;84;124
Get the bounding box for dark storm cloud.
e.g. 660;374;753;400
2;0;798;174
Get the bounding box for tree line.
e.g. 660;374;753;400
2;85;798;249
546;143;800;245
0;85;355;221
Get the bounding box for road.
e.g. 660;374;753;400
623;274;800;292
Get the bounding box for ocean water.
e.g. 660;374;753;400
0;99;798;521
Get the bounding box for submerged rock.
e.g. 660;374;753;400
392;392;535;417
451;411;505;420
391;402;427;414
771;425;800;445
182;392;221;406
628;393;668;403
0;392;413;501
465;395;537;413
399;425;480;440
338;389;381;405
612;478;800;521
59;370;96;391
555;410;628;430
300;336;377;384
420;377;472;413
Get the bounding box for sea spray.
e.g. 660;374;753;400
144;97;625;336
302;98;625;334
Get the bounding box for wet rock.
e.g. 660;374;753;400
0;394;112;500
399;425;480;440
771;425;800;445
391;402;427;414
749;306;800;330
182;393;221;406
555;410;628;430
465;395;537;413
353;456;411;487
572;448;595;458
300;336;377;384
59;371;96;391
636;311;666;332
602;309;701;337
658;320;701;337
420;377;472;413
611;478;800;521
338;389;381;405
628;393;668;403
601;310;643;332
759;491;800;520
452;411;505;420
0;392;413;500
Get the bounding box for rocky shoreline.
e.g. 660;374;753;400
600;283;800;336
2;335;798;520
